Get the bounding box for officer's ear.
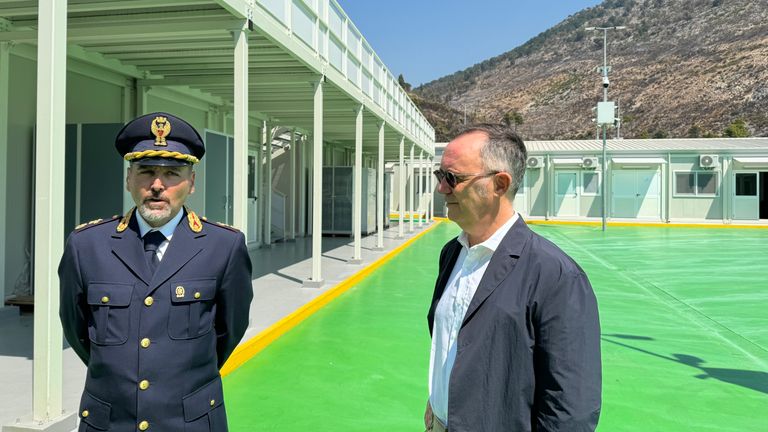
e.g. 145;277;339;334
189;168;196;194
125;164;133;192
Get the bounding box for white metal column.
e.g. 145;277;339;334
418;151;423;228
351;105;363;263
306;78;324;287
288;129;296;241
428;158;434;222
0;42;9;307
257;121;266;245
409;144;415;232
29;0;74;428
376;122;385;249
232;25;249;235
264;121;272;246
299;134;307;237
398;136;405;238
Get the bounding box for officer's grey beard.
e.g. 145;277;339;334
137;203;172;225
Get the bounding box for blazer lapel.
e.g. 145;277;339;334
461;217;532;327
147;213;205;294
111;214;151;286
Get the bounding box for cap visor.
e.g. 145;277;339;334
133;157;190;167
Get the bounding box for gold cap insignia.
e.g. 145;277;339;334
150;116;171;146
175;286;185;298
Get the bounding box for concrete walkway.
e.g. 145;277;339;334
0;220;436;430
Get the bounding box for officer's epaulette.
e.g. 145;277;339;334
74;215;120;232
200;216;241;233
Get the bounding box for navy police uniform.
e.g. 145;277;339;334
59;113;253;432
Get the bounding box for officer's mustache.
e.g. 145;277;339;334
143;194;169;204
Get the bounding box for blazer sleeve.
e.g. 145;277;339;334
532;268;602;431
58;235;91;365
215;232;253;368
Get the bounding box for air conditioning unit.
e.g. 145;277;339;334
699;154;719;168
581;157;599;169
526;156;544;169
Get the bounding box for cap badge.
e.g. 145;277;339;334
150;116;172;146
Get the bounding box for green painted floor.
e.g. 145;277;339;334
224;222;768;431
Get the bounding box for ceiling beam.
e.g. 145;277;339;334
138;72;319;86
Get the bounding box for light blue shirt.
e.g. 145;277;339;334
135;209;184;262
428;212;519;426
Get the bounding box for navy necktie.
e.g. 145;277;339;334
143;230;166;274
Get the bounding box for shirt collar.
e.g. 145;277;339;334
136;208;184;239
457;212;519;252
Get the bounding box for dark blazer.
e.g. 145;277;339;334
59;208;253;432
428;218;601;432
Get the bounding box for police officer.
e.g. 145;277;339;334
59;112;253;431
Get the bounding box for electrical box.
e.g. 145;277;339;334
596;102;616;125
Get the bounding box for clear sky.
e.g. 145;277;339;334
336;0;604;87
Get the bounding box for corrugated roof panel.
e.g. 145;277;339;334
527;138;768;153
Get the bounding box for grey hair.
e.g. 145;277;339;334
456;123;528;197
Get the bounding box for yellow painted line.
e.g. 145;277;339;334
526;219;768;229
389;212;426;219
221;220;444;377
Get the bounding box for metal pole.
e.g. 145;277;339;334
602;29;608;103
409;144;415;232
352;105;363;263
32;0;69;425
288;129;296;241
418;151;423;228
0;42;10;305
308;79;324;286
429;158;434;222
264;121;272;246
232;24;249;235
398;136;404;238
376;122;385;249
602;125;607;232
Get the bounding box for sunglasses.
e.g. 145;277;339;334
433;169;499;189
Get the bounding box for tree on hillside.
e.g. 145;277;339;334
724;119;749;137
503;111;524;131
687;124;702;138
397;74;412;92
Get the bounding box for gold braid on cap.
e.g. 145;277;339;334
124;150;199;164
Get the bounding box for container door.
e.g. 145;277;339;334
733;172;758;220
636;169;661;220
555;171;578;217
611;170;636;218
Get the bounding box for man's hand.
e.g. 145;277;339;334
424;399;433;431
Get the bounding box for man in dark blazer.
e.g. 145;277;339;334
59;112;253;432
425;124;601;432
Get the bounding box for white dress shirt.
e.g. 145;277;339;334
428;212;519;426
135;209;184;262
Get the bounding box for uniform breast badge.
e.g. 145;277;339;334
150;116;171;146
175;286;185;298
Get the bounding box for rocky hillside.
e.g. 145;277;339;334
413;0;768;141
